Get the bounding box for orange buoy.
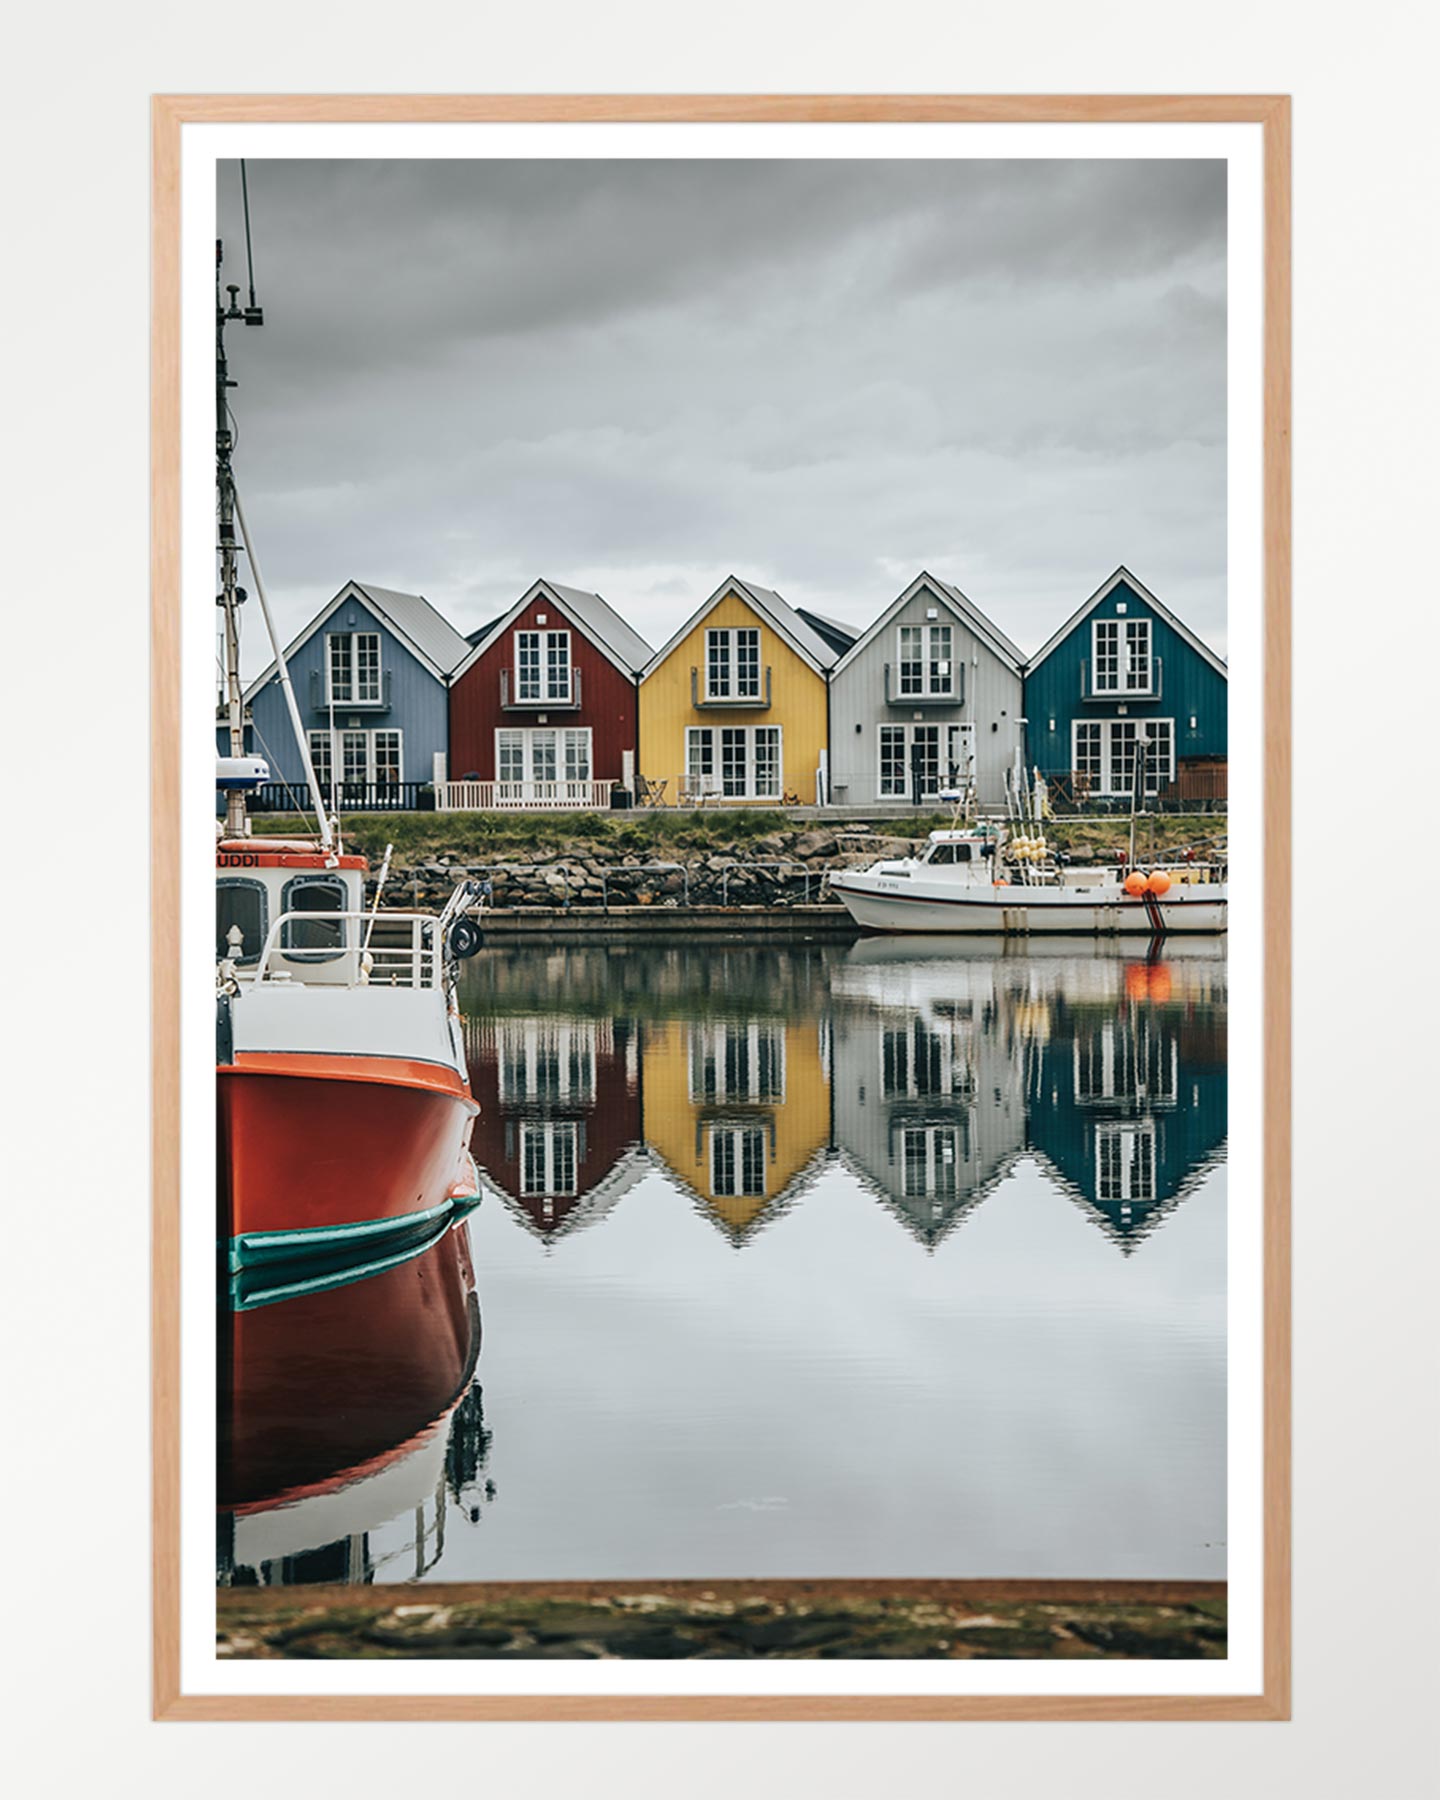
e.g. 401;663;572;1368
993;879;1009;888
1124;872;1147;897
1147;871;1172;896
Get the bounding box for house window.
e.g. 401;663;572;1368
1096;1122;1157;1203
882;1019;975;1100
515;630;571;702
520;1120;579;1197
711;1126;767;1198
900;1126;962;1201
1092;616;1153;694
688;1023;786;1104
685;726;782;800
878;723;975;799
898;623;954;696
308;726;405;793
326;631;382;704
1071;719;1174;796
498;1021;596;1105
705;627;762;700
372;729;402;786
216;878;267;965
495;727;593;788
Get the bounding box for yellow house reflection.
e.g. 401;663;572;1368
642;1015;831;1244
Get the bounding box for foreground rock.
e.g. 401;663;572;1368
217;1584;1226;1661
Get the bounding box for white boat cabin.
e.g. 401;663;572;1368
215;840;368;982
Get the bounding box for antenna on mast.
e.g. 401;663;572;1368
216;161;265;838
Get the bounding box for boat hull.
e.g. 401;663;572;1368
218;1052;480;1269
829;873;1227;936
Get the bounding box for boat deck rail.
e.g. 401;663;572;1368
252;909;445;989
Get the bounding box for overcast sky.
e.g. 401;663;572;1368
217;158;1226;673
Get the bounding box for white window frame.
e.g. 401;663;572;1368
494;725;593;786
514;629;572;703
519;1119;580;1197
896;622;955;697
1091;616;1154;696
704;627;762;700
1070;718;1174;796
325;630;382;705
709;1125;768;1199
1095;1121;1157;1204
310;726;404;788
876;722;975;799
899;1125;963;1201
684;725;782;800
687;1022;787;1104
497;1020;597;1106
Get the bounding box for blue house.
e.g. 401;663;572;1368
1023;568;1228;807
230;581;471;808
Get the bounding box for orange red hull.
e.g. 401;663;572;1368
218;1052;479;1268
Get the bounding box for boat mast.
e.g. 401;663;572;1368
216;192;263;839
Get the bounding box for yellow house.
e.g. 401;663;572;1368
642;1015;831;1244
638;576;842;805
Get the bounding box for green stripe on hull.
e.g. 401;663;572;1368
227;1193;479;1275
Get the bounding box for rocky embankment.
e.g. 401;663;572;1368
375;823;918;911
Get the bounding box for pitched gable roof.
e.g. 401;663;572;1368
242;579;471;702
832;571;1024;678
451;579;653;682
642;574;842;680
794;606;860;658
1027;566;1227;678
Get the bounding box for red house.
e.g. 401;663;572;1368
447;580;652;807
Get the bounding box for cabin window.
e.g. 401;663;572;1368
1072;719;1174;796
326;631;381;704
710;1126;767;1198
686;725;782;800
279;875;348;961
373;730;402;787
689;1022;787;1104
519;1120;579;1197
1096;1122;1156;1203
307;731;332;801
878;723;974;799
898;623;955;696
1091;617;1153;695
515;630;571;702
216;878;267;965
928;841;973;866
310;728;405;795
705;627;761;700
900;1126;963;1201
495;727;592;789
498;1021;596;1105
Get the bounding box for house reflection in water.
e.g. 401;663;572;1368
642;1013;832;1244
466;1012;648;1245
828;943;1225;1251
1027;958;1227;1250
829;951;1029;1248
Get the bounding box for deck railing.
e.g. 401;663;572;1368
247;781;432;814
436;778;616;812
250;910;444;988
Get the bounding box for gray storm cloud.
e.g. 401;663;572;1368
216;157;1225;673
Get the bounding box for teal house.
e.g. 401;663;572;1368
1023;568;1227;807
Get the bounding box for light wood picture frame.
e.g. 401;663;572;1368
152;92;1290;1720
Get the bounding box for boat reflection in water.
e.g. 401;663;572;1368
217;1215;492;1587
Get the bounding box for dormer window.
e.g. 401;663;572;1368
706;627;761;700
516;629;572;703
898;623;954;696
1092;617;1153;694
326;630;381;704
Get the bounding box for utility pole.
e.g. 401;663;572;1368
216;221;264;837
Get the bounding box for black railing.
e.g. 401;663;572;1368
246;781;433;814
882;661;964;706
1037;763;1226;814
1078;656;1164;702
690;665;773;708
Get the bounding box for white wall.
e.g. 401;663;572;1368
6;5;1432;1796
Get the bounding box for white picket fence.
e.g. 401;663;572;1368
436;778;615;812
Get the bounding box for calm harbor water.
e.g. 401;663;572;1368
218;937;1226;1589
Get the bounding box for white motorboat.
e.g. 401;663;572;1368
828;829;1226;936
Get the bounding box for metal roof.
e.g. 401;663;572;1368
831;571;1025;679
242;579;472;701
1026;566;1228;678
643;575;843;679
451;579;654;682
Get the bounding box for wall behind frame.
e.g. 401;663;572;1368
4;2;1432;1795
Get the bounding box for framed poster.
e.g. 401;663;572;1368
153;94;1290;1719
